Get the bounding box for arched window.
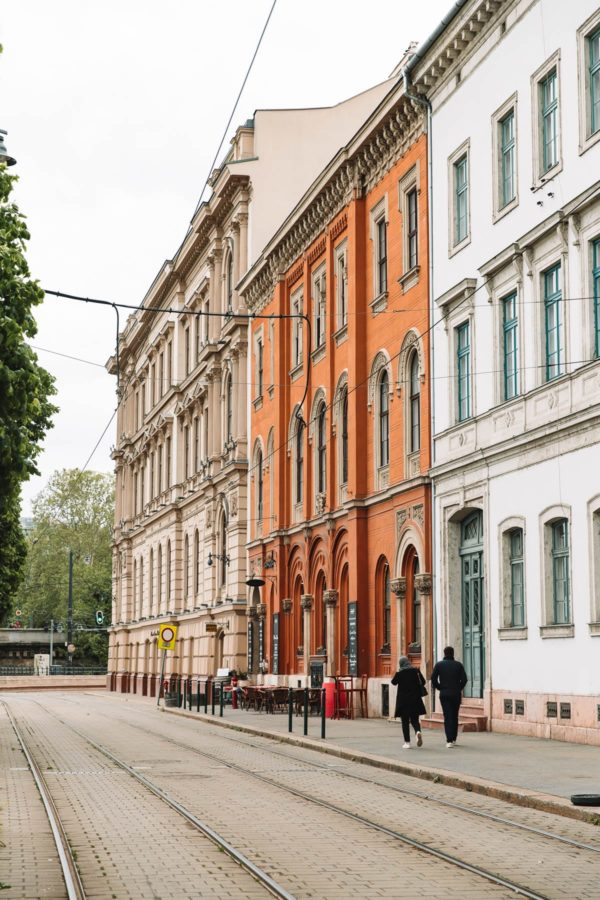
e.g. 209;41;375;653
411;555;421;645
132;559;137;620
139;556;144;617
315;571;326;652
409;352;420;453
226;375;233;443
379;370;389;467
226;251;234;311
194;530;200;595
149;548;154;615
256;449;263;523
220;514;228;587
184;534;189;601
317;402;326;494
295;420;304;505
166;540;171;605
157;544;162;612
341;388;348;485
382;559;391;651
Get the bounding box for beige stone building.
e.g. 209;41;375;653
106;81;395;694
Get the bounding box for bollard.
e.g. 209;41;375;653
303;687;309;736
288;687;293;733
204;680;208;715
219;683;224;717
211;681;216;716
177;677;181;708
196;680;200;713
321;688;326;739
188;680;192;710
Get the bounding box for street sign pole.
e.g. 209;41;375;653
67;549;74;665
49;619;54;669
157;648;167;707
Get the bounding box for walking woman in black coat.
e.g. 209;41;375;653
391;656;427;749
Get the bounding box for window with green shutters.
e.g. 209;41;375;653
502;292;519;400
543;264;563;381
499;109;516;208
456;321;471;421
593;238;600;357
509;529;525;627
540;68;558;173
454;155;469;245
551;519;570;625
590;27;600;135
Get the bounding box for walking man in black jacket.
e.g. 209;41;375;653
431;646;468;748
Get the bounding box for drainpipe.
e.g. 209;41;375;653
402;69;438;694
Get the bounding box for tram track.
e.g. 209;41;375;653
32;696;564;900
2;699;295;900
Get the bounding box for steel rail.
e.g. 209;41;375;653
43;700;549;900
22;700;295;900
3;702;86;900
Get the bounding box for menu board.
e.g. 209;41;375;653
348;602;358;676
272;613;279;675
258;616;265;666
247;619;254;674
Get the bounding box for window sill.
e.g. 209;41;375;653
579;127;600;157
311;344;326;366
289;362;304;383
498;626;528;640
493;196;519;224
539;624;574;639
588;622;600;636
268;384;275;399
448;234;471;258
334;323;348;346
398;266;420;293
253;395;263;411
369;291;388;316
531;160;563;192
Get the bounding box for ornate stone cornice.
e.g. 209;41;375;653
324;590;338;608
301;594;313;610
414;573;432;596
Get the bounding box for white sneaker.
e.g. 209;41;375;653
446;741;454;748
402;742;411;749
416;731;423;747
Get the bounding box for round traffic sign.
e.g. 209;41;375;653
161;627;175;643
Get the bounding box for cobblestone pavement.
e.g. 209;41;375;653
3;691;599;900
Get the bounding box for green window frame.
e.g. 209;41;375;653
454;155;469;245
499;109;516;208
509;529;524;627
551;520;570;625
540;68;558;173
502;292;519;400
593;238;600;357
543;264;563;381
590;27;600;135
456;321;471;421
376;217;387;294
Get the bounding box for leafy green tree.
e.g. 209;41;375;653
15;469;114;664
0;108;57;618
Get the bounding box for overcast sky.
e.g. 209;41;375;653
1;0;449;516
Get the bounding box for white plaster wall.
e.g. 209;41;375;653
430;0;600;434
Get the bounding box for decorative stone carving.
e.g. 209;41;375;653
412;504;424;527
324;590;338;608
246;606;259;619
390;577;407;599
315;492;326;515
282;598;292;613
257;603;267;619
303;526;312;541
396;509;408;536
301;594;313;610
326;517;336;533
229;492;238;518
414;573;433;596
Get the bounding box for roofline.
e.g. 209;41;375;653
404;0;470;78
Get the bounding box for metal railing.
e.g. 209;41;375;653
0;665;107;676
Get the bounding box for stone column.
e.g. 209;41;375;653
237;213;248;305
301;594;313;677
391;577;407;663
323;590;338;676
415;573;433;679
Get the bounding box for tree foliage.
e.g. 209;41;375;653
14;469;114;664
0;140;57;617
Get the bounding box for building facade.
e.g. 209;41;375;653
242;79;433;716
407;0;600;743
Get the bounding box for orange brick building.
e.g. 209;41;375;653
241;84;432;715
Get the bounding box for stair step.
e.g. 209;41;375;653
421;711;488;733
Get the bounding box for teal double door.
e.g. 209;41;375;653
460;511;484;699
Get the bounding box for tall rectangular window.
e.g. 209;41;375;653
167;342;172;387
593;238;600;357
509;529;524;627
383;564;391;649
313;269;326;348
543;263;563;381
456;321;471;421
185;327;191;376
551;520;570;624
158;443;163;493
502;292;519;400
499;110;516;208
165;437;171;488
407;188;418;270
158;352;164;399
336;249;347;329
257;339;263;396
376;217;387;294
454;155;469;245
590;28;600;135
540;69;558;173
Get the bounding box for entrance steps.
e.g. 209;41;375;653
421;699;488;733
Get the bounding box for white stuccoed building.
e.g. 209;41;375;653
405;0;600;743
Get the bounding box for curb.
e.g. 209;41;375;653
162;706;600;826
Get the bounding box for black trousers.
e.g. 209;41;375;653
440;694;461;742
400;711;421;742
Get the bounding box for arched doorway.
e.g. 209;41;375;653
460;511;484;698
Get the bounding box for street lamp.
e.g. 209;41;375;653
0;130;17;166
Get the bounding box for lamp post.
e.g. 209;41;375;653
67;550;74;665
0;130;17;166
